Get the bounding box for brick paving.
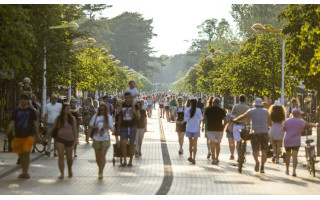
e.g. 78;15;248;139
0;108;320;195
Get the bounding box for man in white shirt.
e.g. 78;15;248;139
125;80;139;103
44;94;62;157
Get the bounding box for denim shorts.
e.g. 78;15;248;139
186;131;200;138
251;133;269;151
120;126;137;142
226;131;234;139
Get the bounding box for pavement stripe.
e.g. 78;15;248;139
0;153;44;179
156;110;173;195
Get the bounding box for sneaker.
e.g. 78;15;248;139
54;153;58;157
178;148;183;155
230;155;234;160
212;160;217;165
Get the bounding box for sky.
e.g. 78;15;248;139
101;0;237;57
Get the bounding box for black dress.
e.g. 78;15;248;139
176;106;186;132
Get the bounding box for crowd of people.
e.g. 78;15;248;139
3;77;318;180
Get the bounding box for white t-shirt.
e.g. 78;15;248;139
125;88;139;97
90;114;114;141
159;98;165;105
184;107;204;133
46;103;62;124
164;101;170;107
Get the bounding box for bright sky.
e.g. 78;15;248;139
102;0;236;56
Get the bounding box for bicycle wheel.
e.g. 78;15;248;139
35;135;46;153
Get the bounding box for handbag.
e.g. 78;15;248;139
89;115;98;139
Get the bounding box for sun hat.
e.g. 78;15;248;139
274;100;281;106
253;98;263;106
292;108;301;115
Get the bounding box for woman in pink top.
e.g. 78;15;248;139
283;109;316;177
46;103;77;179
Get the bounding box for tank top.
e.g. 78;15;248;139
57;119;74;141
249;108;269;134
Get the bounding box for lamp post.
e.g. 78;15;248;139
128;51;137;68
42;21;79;117
251;23;285;106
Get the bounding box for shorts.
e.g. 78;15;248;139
159;104;164;108
47;123;54;138
285;146;300;152
251;133;269;152
186;131;200;138
92;140;110;149
165;106;170;111
12;136;34;154
176;122;186;132
120;126;137;142
226;131;234;139
148;105;152;109
233;124;245;142
207;131;223;143
55;137;74;148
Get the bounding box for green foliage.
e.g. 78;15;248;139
231;4;287;38
279;4;320;92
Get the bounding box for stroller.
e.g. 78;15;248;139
112;141;133;166
267;143;286;163
169;106;177;122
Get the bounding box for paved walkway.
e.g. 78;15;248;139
0;108;320;195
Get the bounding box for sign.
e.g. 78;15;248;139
0;69;14;79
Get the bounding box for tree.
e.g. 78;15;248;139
107;12;157;75
81;4;112;19
231;4;287;38
197;18;218;43
279;4;320;154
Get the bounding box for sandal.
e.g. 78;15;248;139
188;157;192;162
18;173;30;179
58;175;64;180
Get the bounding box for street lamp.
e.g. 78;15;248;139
42;21;79;117
129;51;137;68
251;23;285;106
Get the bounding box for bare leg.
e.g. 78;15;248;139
20;152;30;174
129;141;135;164
188;138;193;159
228;138;235;157
292;150;298;174
95;149;101;172
210;141;215;160
215;142;221;160
261;150;267;168
193;138;198;160
55;142;65;178
65;146;73;177
285;151;292;173
99;146;109;174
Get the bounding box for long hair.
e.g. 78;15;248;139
206;96;214;107
97;103;109;129
185;99;191;107
269;105;286;123
57;104;73;128
190;99;197;118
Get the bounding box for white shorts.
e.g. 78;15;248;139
233;125;245;142
207;131;223;143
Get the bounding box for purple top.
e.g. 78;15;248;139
283;118;306;147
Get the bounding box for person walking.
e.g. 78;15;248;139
118;92;140;167
175;97;186;155
89;103;114;179
202;98;212;159
45;103;77;179
4;93;41;178
231;94;250;161
164;97;170;122
70;98;80;157
232;98;269;173
204;98;227;165
226;105;235;160
102;96;114;116
184;99;203;164
135;100;147;157
44;94;62;157
147;96;153;118
93;100;99;113
268;100;286;164
82;97;96;144
159;94;165;118
283;109;317;176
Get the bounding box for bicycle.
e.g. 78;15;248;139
34;122;47;153
303;126;317;177
238;125;252;173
